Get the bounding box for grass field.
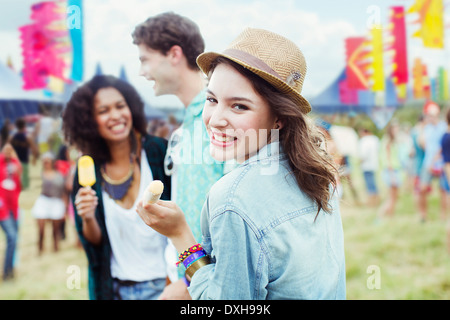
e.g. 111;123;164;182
1;159;450;300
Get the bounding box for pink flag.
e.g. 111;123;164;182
20;1;72;90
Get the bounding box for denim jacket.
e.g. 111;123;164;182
189;142;346;300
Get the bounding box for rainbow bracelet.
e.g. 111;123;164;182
182;250;207;269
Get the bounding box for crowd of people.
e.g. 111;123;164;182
0;11;449;300
350;101;450;223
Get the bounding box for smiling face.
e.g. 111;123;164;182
202;62;278;163
93;87;133;144
137;44;178;96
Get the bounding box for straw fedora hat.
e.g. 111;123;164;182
196;27;311;113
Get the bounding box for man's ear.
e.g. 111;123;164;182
167;45;184;65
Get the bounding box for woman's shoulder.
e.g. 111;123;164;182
142;134;168;150
142;134;168;159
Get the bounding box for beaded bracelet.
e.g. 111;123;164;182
176;244;204;267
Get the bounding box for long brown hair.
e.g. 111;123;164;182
209;57;338;214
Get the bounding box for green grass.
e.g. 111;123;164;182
1;158;449;299
340;163;450;300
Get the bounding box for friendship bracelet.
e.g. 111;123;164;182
176;244;204;266
185;256;211;281
183;250;207;269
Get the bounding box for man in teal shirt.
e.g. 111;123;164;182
133;12;225;299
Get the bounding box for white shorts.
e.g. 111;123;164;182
32;195;66;220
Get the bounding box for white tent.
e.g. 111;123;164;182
0;62;47;101
0;61;57;124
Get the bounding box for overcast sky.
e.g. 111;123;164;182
1;0;449;108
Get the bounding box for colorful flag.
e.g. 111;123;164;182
386;6;408;101
19;0;83;91
408;0;444;49
437;67;449;101
345;37;370;90
412;58;431;99
387;7;408;85
366;25;385;92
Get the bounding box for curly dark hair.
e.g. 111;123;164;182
62;75;147;163
132;11;205;71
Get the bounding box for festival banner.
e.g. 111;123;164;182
408;0;444;49
19;0;83;91
386;6;408;101
412;58;431;99
437;67;449;102
345;37;369;90
366;25;385;92
387;7;408;85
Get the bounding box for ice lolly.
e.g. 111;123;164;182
78;155;96;187
143;180;164;204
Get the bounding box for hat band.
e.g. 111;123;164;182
223;48;282;81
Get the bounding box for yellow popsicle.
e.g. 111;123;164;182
78;155;96;187
143;180;164;204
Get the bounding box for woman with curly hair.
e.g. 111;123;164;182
62;75;172;300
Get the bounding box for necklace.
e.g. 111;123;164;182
101;158;134;201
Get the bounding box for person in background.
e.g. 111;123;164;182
410;114;426;208
358;128;380;207
132;11;226;299
378;122;402;217
440;108;450;253
0;143;22;281
0;119;12;149
31;152;66;254
10;117;39;190
34;108;55;156
418;101;447;222
316;119;343;198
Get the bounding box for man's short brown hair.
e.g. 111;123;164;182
132;12;205;70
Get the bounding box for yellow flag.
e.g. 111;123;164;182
409;0;444;49
367;25;385;91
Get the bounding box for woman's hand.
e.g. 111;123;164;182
74;187;101;245
74;187;98;221
136;200;197;253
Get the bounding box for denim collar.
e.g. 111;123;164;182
243;141;283;166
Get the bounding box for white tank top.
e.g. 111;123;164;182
103;150;168;281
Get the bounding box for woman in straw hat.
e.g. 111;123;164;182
137;28;346;299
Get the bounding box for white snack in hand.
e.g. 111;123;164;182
143;180;164;204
